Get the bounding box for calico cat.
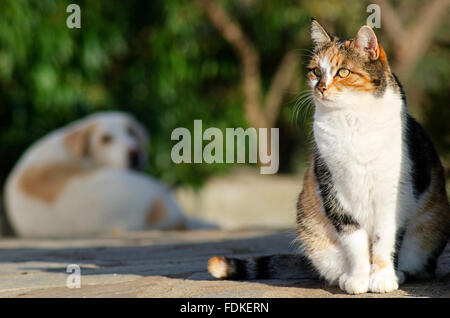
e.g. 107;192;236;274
207;20;450;294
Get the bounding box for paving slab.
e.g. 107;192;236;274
0;229;448;298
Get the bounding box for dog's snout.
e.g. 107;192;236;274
128;149;140;170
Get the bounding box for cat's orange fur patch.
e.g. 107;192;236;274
378;46;389;68
18;162;92;203
328;47;341;68
297;158;339;252
410;169;450;252
371;255;389;273
336;73;375;92
208;256;229;279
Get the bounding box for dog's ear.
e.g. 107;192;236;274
64;123;95;159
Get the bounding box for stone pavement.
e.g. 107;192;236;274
0;229;449;298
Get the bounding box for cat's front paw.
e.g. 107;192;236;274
339;273;369;294
369;268;399;293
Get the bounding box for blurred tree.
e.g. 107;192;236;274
374;0;450;80
196;0;303;130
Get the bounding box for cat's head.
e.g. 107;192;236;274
307;19;393;107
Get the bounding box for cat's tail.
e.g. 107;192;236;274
207;254;317;280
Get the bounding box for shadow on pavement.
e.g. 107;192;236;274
0;230;448;297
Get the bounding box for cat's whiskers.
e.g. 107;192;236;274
292;90;315;128
294;48;316;60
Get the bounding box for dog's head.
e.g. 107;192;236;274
63;112;149;170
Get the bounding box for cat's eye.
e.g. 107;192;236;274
312;68;321;77
337;68;350;78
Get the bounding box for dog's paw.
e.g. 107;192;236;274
339;273;369;294
369;268;399;293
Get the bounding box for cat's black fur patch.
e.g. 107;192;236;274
313;147;360;233
391;73;406;104
391;73;442;198
424;236;449;276
406;116;431;197
393;227;406;269
225;257;248;280
254;256;271;279
222;254;318;280
405;115;442;198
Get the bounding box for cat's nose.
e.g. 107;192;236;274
317;85;327;94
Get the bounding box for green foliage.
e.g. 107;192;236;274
0;0;246;187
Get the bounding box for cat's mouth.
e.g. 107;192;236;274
313;94;341;108
312;88;331;100
314;93;334;102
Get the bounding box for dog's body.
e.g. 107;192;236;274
5;111;186;237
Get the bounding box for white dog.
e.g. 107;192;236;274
4;111;189;237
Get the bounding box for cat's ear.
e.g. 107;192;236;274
355;25;379;60
311;19;332;49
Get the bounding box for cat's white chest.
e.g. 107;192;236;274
313;93;405;227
